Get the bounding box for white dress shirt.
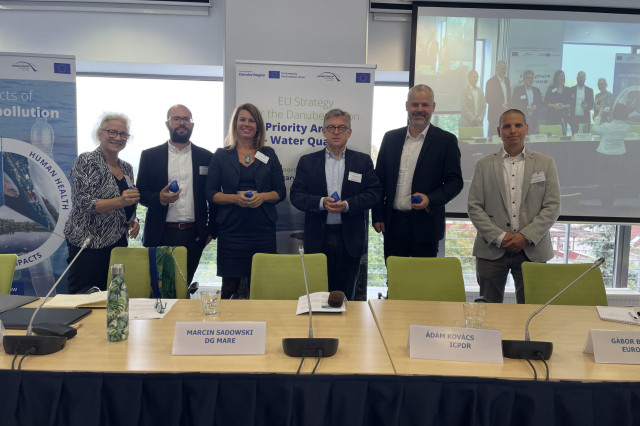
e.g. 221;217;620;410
499;77;508;104
321;148;346;224
469;84;479;115
574;86;586;116
495;146;526;247
393;125;429;211
165;142;195;223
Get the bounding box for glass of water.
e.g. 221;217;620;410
463;302;485;328
201;290;221;316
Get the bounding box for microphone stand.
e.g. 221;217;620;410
502;257;605;360
3;238;91;355
282;247;339;357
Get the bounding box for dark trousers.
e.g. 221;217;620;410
569;115;590;134
476;251;530;304
383;210;440;259
159;227;207;285
321;225;360;301
66;235;127;294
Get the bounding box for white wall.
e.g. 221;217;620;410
367;13;412;72
224;0;369;126
0;5;224;65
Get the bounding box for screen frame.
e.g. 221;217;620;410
410;1;640;224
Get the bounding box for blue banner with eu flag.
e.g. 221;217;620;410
0;52;76;296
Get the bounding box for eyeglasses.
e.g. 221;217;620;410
101;129;130;140
325;125;349;133
169;116;194;124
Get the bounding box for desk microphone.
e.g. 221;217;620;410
282;246;339;357
3;238;92;356
502;257;605;360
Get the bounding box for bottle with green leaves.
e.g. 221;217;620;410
107;264;129;342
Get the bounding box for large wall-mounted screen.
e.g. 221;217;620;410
411;2;640;222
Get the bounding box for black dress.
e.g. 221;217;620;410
544;85;570;133
216;162;276;277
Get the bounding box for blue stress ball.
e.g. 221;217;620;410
168;180;179;193
244;192;253;198
330;191;340;201
411;195;423;204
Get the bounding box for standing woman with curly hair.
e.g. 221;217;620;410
64;113;140;294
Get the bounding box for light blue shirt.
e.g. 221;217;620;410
321;148;346;224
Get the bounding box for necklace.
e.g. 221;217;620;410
245;155;250;163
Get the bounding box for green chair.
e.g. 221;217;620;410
538;124;563;137
522;262;607;306
107;247;188;299
458;126;484;139
250;253;328;300
0;254;18;294
627;124;640;137
386;256;466;302
578;122;590;134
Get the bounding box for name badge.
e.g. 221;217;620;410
348;171;362;183
409;325;503;364
530;171;545;184
255;151;269;164
584;329;640;364
125;175;134;188
520;94;527;100
172;321;266;355
199;166;208;175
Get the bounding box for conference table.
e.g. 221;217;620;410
0;299;393;375
2;299;640;425
369;299;640;381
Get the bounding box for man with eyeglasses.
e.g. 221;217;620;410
290;109;381;300
373;84;463;260
137;104;216;285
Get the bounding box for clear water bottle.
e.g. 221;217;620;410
30;117;55;157
29;260;56;297
107;264;129;342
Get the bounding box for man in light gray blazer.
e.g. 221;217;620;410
468;109;560;303
459;70;486;129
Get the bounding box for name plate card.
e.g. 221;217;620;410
528;133;548;142
583;329;640;364
172;321;266;356
409;325;503;364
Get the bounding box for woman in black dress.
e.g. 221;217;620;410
206;104;286;298
544;70;571;135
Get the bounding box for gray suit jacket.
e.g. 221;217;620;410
459;84;486;127
467;149;560;262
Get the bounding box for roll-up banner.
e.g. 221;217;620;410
235;60;375;253
0;52;76;295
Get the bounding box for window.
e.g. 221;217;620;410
368;84;637;296
76;76;224;284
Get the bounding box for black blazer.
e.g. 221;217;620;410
290;148;381;258
136;142;216;247
512;85;543;124
568;85;595;118
205;146;286;227
485;75;511;124
372;125;463;243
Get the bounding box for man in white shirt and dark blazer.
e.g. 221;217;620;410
137;104;216;285
468;109;560;303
